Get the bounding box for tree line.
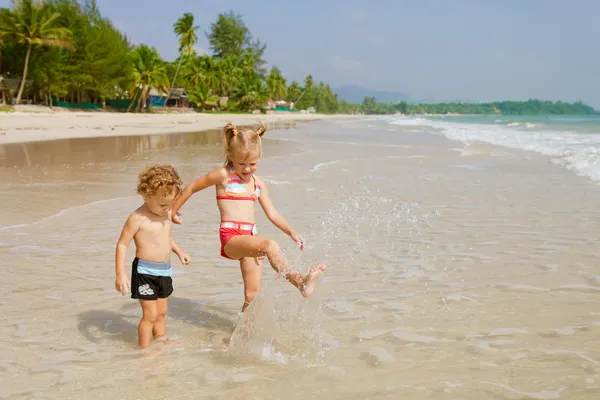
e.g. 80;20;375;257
347;97;598;115
1;1;595;115
0;0;340;113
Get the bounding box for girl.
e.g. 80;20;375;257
171;121;326;312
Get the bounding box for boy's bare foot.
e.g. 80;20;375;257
300;264;326;298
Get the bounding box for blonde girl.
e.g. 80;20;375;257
171;122;325;311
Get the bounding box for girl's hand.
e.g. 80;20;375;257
178;252;191;265
291;232;305;251
115;274;130;296
172;211;182;225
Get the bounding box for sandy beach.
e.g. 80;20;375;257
1;116;600;399
0;108;353;144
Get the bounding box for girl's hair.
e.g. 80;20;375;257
137;164;182;199
222;121;266;166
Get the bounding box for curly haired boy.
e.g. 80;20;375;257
115;164;191;348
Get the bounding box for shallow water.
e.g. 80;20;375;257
1;119;599;399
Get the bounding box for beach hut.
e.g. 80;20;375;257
166;88;189;108
147;88;190;108
267;99;293;112
0;76;33;104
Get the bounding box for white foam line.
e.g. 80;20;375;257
261;178;292;185
311;160;340;172
0;196;135;231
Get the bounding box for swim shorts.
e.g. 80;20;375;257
130;257;173;300
219;220;258;259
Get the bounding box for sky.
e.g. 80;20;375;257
2;0;600;107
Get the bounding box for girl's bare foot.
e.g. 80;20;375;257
299;264;326;298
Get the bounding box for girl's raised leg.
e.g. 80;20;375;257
225;235;326;299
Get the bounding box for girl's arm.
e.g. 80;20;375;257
257;178;304;250
171;167;227;224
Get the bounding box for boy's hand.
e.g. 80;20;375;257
290;232;305;251
115;274;130;296
178;252;191;265
172;212;182;225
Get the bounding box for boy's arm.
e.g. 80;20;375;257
171;167;227;224
171;236;191;265
257;178;304;250
115;213;139;295
171;236;183;256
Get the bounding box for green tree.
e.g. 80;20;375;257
207;11;249;59
234;75;267;111
206;11;266;79
129;44;168;112
361;96;376;114
265;66;286;100
165;12;198;107
286;81;301;103
304;74;313;89
215;55;238;97
0;0;73;104
48;0;131;104
188;82;219;110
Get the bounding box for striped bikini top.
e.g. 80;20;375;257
216;168;261;202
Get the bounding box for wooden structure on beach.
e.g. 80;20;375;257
148;88;190;108
267;99;294;112
0;76;33;105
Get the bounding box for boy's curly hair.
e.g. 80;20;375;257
136;164;182;199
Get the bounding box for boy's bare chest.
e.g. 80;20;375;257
137;218;171;240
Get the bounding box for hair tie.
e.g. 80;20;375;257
226;122;239;136
255;121;265;136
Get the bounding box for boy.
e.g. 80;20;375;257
115;164;191;349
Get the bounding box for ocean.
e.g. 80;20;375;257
390;114;600;181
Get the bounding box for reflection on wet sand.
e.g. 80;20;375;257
0;129;222;167
0;120;300;168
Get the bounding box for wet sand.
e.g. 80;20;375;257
0;110;353;144
1;118;600;399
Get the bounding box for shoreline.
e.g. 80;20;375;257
0;109;359;145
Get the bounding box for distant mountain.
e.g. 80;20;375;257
333;84;412;104
417;96;438;104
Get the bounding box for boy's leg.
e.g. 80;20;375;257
139;300;158;349
240;257;262;312
153;298;168;339
225;235;326;298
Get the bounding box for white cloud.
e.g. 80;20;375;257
331;55;363;71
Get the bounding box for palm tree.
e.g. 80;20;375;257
164;12;198;107
287;81;301;102
0;0;73;104
304;74;314;89
215;55;238;97
188;82;219;110
183;55;205;87
128;45;169;112
234;76;267;111
197;55;220;92
266;66;286;100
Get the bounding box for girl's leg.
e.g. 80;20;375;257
153;298;168;339
138;300;158;349
240;257;262;312
225;235;326;298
